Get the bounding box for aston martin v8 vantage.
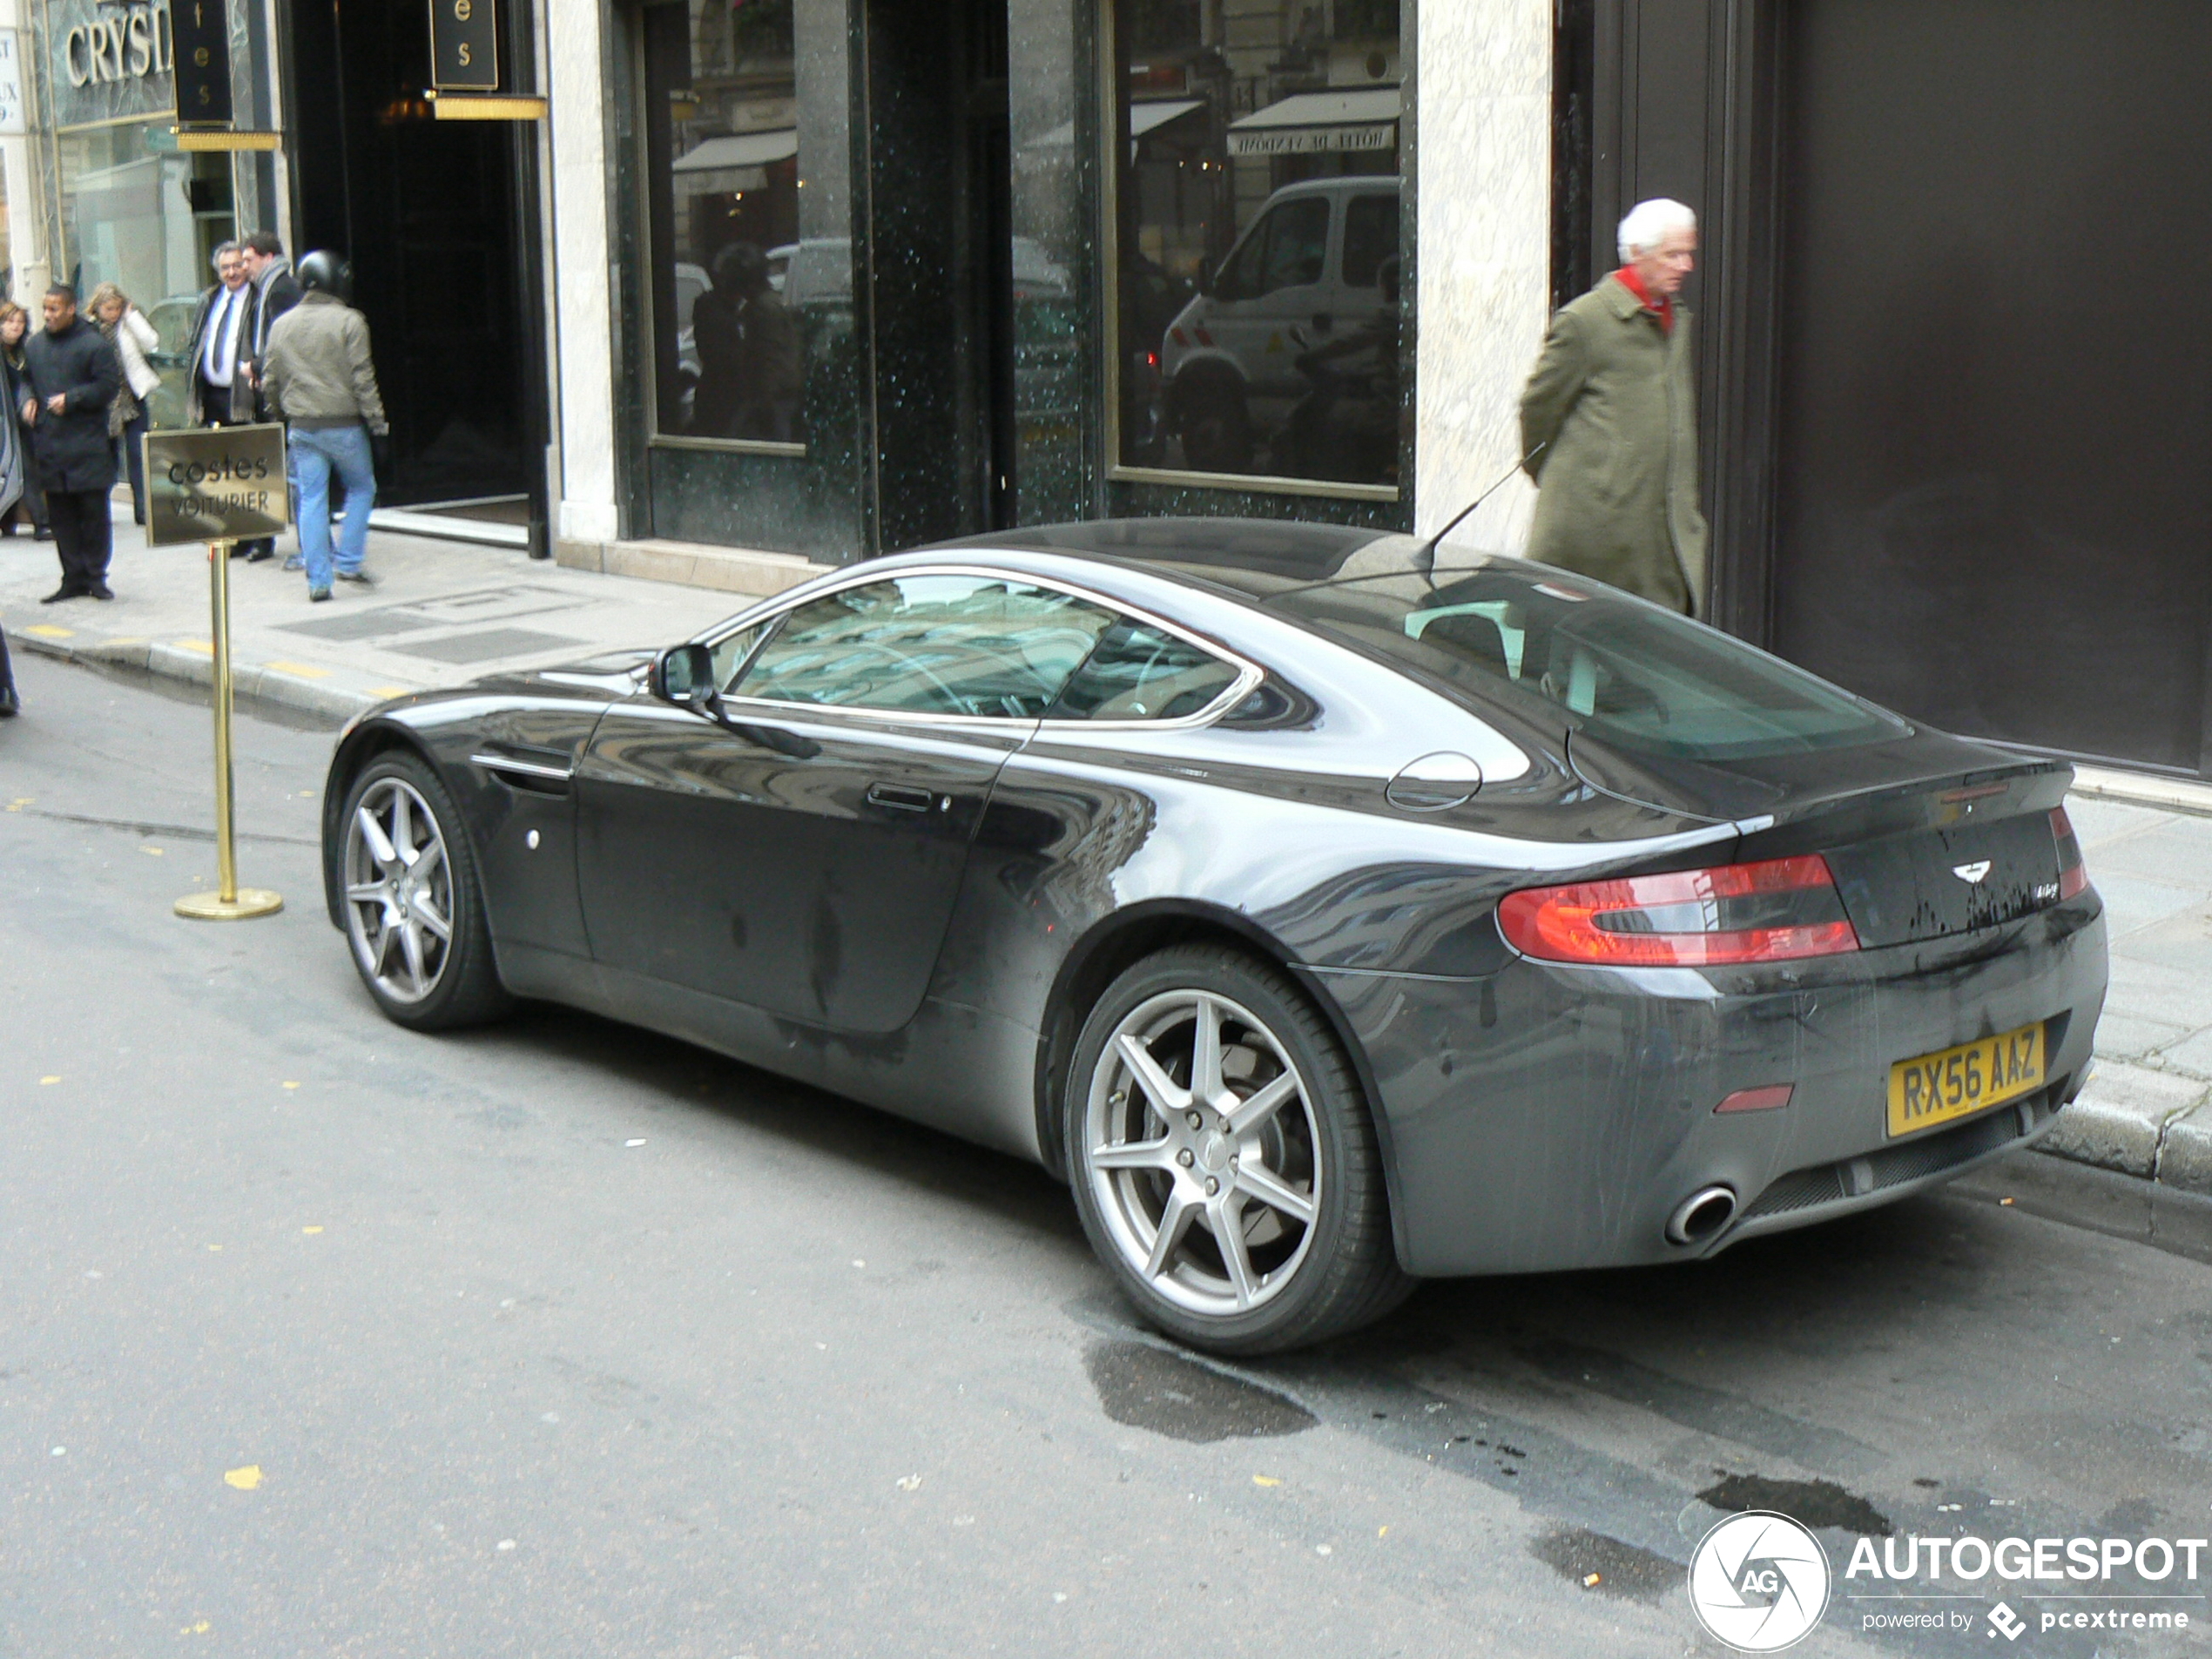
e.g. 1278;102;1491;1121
321;519;2107;1353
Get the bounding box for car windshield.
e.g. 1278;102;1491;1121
1271;563;1908;759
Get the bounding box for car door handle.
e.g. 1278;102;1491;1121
867;782;936;813
1311;312;1333;331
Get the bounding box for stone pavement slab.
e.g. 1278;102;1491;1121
1;506;807;721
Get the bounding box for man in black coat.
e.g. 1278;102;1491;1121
21;285;122;604
235;229;304;563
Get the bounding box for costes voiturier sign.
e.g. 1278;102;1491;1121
144;424;289;548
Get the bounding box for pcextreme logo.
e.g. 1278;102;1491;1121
1689;1510;1831;1651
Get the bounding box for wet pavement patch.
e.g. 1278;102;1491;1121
1529;1527;1682;1603
1697;1471;1892;1535
1083;1340;1317;1443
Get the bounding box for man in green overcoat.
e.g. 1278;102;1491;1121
1519;199;1708;615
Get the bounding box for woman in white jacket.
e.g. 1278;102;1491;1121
89;283;161;526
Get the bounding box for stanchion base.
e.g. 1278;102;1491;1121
175;888;285;921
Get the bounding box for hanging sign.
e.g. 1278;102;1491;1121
429;0;498;91
171;0;233;125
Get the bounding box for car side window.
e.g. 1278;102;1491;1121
1049;618;1242;722
729;574;1118;719
1341;193;1399;289
1257;197;1329;293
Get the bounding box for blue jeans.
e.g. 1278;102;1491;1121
293;424;375;588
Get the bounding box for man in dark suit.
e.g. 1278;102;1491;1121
185;240;252;429
234;230;303;563
21;285;122;603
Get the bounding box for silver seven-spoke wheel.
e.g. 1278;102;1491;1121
1085;988;1320;1317
334;752;509;1031
345;775;455;1003
1068;944;1411;1354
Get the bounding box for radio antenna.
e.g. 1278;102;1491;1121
1414;442;1542;577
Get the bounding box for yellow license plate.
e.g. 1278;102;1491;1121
1887;1022;2045;1137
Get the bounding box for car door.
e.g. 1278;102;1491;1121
572;570;1117;1035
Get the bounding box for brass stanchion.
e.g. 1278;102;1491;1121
175;539;283;921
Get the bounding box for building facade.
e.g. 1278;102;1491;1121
8;0;2202;786
2;0;284;429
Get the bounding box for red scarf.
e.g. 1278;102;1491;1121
1615;265;1674;334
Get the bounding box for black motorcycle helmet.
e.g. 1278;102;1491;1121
297;249;353;303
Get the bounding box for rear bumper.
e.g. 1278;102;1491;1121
1312;894;2108;1277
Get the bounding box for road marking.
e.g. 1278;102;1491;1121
24;624;73;638
264;660;333;679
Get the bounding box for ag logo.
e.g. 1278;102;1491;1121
1688;1510;1831;1651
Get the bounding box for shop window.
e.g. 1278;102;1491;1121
641;0;819;449
54;125;237;434
1111;0;1403;494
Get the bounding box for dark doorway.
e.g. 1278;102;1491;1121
1770;0;2212;772
283;0;544;515
862;0;1019;549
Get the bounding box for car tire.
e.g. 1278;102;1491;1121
337;749;512;1031
1066;943;1413;1355
1177;382;1254;473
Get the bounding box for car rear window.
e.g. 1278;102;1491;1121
1271;565;1907;759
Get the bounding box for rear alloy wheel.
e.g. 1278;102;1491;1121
340;752;510;1030
1068;945;1411;1354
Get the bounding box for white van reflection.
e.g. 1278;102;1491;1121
1157;177;1400;482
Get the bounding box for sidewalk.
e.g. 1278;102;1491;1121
6;509;2211;1200
0;507;815;721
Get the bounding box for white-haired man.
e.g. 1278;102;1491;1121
1518;198;1708;614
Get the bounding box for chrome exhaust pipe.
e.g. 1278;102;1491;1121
1666;1185;1738;1246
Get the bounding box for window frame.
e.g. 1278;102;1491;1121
1098;0;1406;504
697;562;1266;732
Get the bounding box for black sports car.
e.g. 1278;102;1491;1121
321;518;2107;1353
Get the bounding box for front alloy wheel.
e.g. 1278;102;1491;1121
345;774;454;1005
337;752;510;1030
1069;946;1410;1353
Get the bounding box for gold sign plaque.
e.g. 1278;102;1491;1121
145;423;290;547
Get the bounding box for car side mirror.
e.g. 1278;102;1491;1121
651;642;718;714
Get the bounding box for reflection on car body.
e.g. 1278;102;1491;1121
320;518;2107;1355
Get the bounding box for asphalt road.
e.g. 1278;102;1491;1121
4;651;2210;1658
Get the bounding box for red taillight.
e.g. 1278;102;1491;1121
1146;350;1159;368
2050;806;2087;900
1498;855;1862;967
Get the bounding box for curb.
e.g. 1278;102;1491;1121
12;602;2212;1206
10;617;382;724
